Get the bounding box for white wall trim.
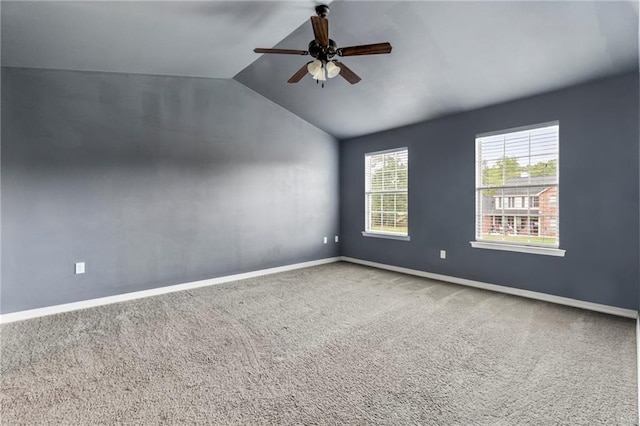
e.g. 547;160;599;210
0;257;341;324
637;315;639;426
362;231;411;241
3;255;635;323
476;120;559;138
470;241;565;257
341;256;637;319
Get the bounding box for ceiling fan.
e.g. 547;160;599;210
253;4;392;86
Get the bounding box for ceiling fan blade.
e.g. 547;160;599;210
338;42;392;57
311;16;329;46
254;48;308;55
334;61;361;84
288;62;312;84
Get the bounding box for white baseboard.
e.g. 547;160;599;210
637;316;640;425
341;256;638;319
0;257;341;324
3;255;635;323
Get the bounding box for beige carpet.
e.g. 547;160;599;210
1;262;637;424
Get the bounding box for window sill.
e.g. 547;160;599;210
362;231;411;241
470;241;565;257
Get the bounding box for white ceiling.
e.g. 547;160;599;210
237;1;639;138
2;1;638;138
1;1;324;78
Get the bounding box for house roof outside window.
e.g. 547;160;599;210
482;176;555;215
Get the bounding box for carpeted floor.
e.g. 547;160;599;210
1;262;637;424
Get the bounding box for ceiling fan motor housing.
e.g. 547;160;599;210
308;39;337;62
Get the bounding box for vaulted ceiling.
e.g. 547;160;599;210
2;1;638;139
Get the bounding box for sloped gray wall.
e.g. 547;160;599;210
340;72;639;310
1;67;339;314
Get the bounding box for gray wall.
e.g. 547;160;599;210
340;72;639;310
1;67;339;314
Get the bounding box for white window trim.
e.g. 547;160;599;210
470;241;565;257
476;120;559;138
363;147;409;239
475;121;562;254
362;231;411;241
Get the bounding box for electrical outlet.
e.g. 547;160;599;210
323;237;328;244
440;250;446;259
335;236;339;243
75;262;85;274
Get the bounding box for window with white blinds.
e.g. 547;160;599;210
365;148;408;236
475;122;559;248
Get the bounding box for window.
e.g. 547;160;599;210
530;196;539;208
363;148;409;240
514;197;522;208
506;197;515;208
473;122;563;256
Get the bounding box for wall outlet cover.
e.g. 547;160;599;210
75;262;85;274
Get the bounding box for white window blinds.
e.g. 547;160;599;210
365;148;408;235
475;123;559;247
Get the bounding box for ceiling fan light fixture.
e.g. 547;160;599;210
326;61;340;78
307;59;323;77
